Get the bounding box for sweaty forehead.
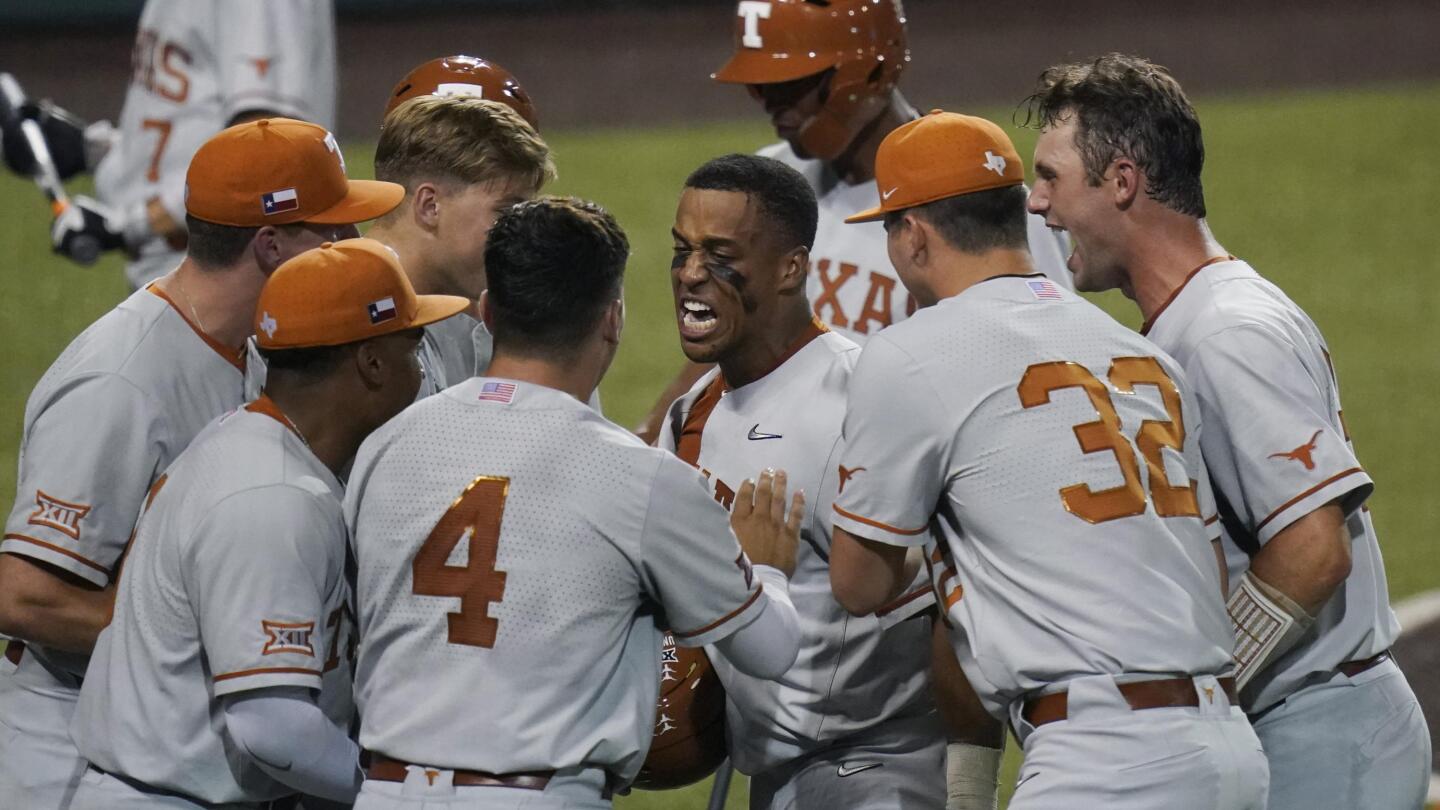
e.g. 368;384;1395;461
674;187;764;246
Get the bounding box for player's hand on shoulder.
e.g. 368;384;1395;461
51;195;125;266
730;468;803;577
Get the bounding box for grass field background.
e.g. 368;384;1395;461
2;82;1437;808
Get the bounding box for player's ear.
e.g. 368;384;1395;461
778;246;809;295
412;183;442;230
478;290;496;333
353;340;385;391
251;225;284;275
1110;157;1141;209
900;212;929;266
601;297;624;346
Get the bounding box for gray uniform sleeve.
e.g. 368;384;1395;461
1188;325;1372;545
831;335;951;548
214;0;332;123
188;485;343;696
2;373;162;586
638;456;767;648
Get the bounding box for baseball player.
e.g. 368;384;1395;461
68;238;469;809
344;197;803;809
367;92;553;398
0;118;402;809
657;152;946;808
1025;53;1431;808
828;111;1268;809
5;0;337;287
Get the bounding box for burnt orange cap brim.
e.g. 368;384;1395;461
844;173;1023;224
306;179;407;225
411;295;474;332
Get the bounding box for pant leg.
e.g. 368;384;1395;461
1009;674;1268;810
1255;659;1430;810
0;655;87;810
69;768;214;809
748;715;945;810
353;767;614;810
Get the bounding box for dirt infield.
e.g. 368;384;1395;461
2;0;1437;137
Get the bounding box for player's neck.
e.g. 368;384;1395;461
262;381;368;476
486;352;599;404
932;248;1037;302
717;306;817;389
1127;216;1229;323
830;93;920;186
366;221;447;297
156;258;265;352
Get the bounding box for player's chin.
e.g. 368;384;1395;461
677;321;726;363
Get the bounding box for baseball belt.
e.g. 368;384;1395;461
365;753;615;799
1023;675;1238;729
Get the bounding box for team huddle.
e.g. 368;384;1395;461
0;1;1430;809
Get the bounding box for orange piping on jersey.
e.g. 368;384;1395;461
673;584;764;640
2;533;110;576
148;286;246;373
832;504;928;536
875;583;931;617
1139;255;1235;336
245;395;303;440
1255;467;1365;535
675;376;728;467
213;665;322;683
1204;514;1220;526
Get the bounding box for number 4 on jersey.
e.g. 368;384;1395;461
413;475;510;648
1018;357;1200;524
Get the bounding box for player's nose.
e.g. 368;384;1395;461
1026;185;1049;216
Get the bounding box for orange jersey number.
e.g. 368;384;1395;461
413;476;510;648
1018;358;1199;524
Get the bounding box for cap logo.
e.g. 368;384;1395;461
882;186;899;201
259;312;279;339
323;131;347;174
367;296;398;325
435;82;486;100
982;151;1007;176
738;1;772;48
261;187;299;216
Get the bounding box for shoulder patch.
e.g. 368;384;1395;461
28;491;92;540
261;620;316;657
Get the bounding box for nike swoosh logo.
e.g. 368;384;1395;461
837;761;882;778
882;187;898;200
747;424;783;441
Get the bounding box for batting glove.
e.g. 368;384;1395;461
51;195;125;266
1;99;94;180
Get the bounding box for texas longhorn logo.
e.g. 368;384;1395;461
261;620;316;657
27;491;91;540
738;1;772;48
837;465;867;494
1269;429;1323;471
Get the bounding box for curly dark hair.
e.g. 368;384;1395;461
484;196;629;356
1022;53;1206;218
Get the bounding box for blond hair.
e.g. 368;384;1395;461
375;96;555;197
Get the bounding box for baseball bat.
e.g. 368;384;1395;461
0;72;101;265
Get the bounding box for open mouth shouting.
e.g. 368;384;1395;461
679;297;719;340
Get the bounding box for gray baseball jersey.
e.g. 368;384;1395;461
2;285;246;680
417;312;489;399
1141;258;1400;713
758;141;1072;345
831;274;1234;718
345;377;767;782
71;399;354;805
658;324;935;775
94;0;336;287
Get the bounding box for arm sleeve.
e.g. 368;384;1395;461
709;565;799;679
1188;325;1372;545
831;335;952;548
214;0;336;124
638;457;770;648
188;486;343;695
2;373;162;586
222;686;361;802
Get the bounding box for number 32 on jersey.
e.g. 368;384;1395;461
1018;357;1200;524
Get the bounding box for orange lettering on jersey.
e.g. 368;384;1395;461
131;31;191;102
250;57;272;79
852;272;897;335
837;465;866;494
714;479;737;510
812;259;858;329
261;620;316;657
1269;430;1322;471
158;42;192;103
27;491;91;541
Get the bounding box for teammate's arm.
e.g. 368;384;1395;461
0;555;112;652
1248;502;1350;615
222;686;362;802
931;621;1003;810
831;528;909;615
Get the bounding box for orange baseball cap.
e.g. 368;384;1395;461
254;238;470;350
185;118;404;227
845;111;1025;224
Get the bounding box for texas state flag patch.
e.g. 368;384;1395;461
261;187;299;216
367;297;397;324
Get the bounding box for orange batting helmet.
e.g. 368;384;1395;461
713;0;908;161
385;55;540;130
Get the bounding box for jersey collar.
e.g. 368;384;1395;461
1140;255;1236;336
148;285;247;373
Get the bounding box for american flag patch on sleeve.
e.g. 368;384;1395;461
478;381;516;403
1027;279;1063;301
